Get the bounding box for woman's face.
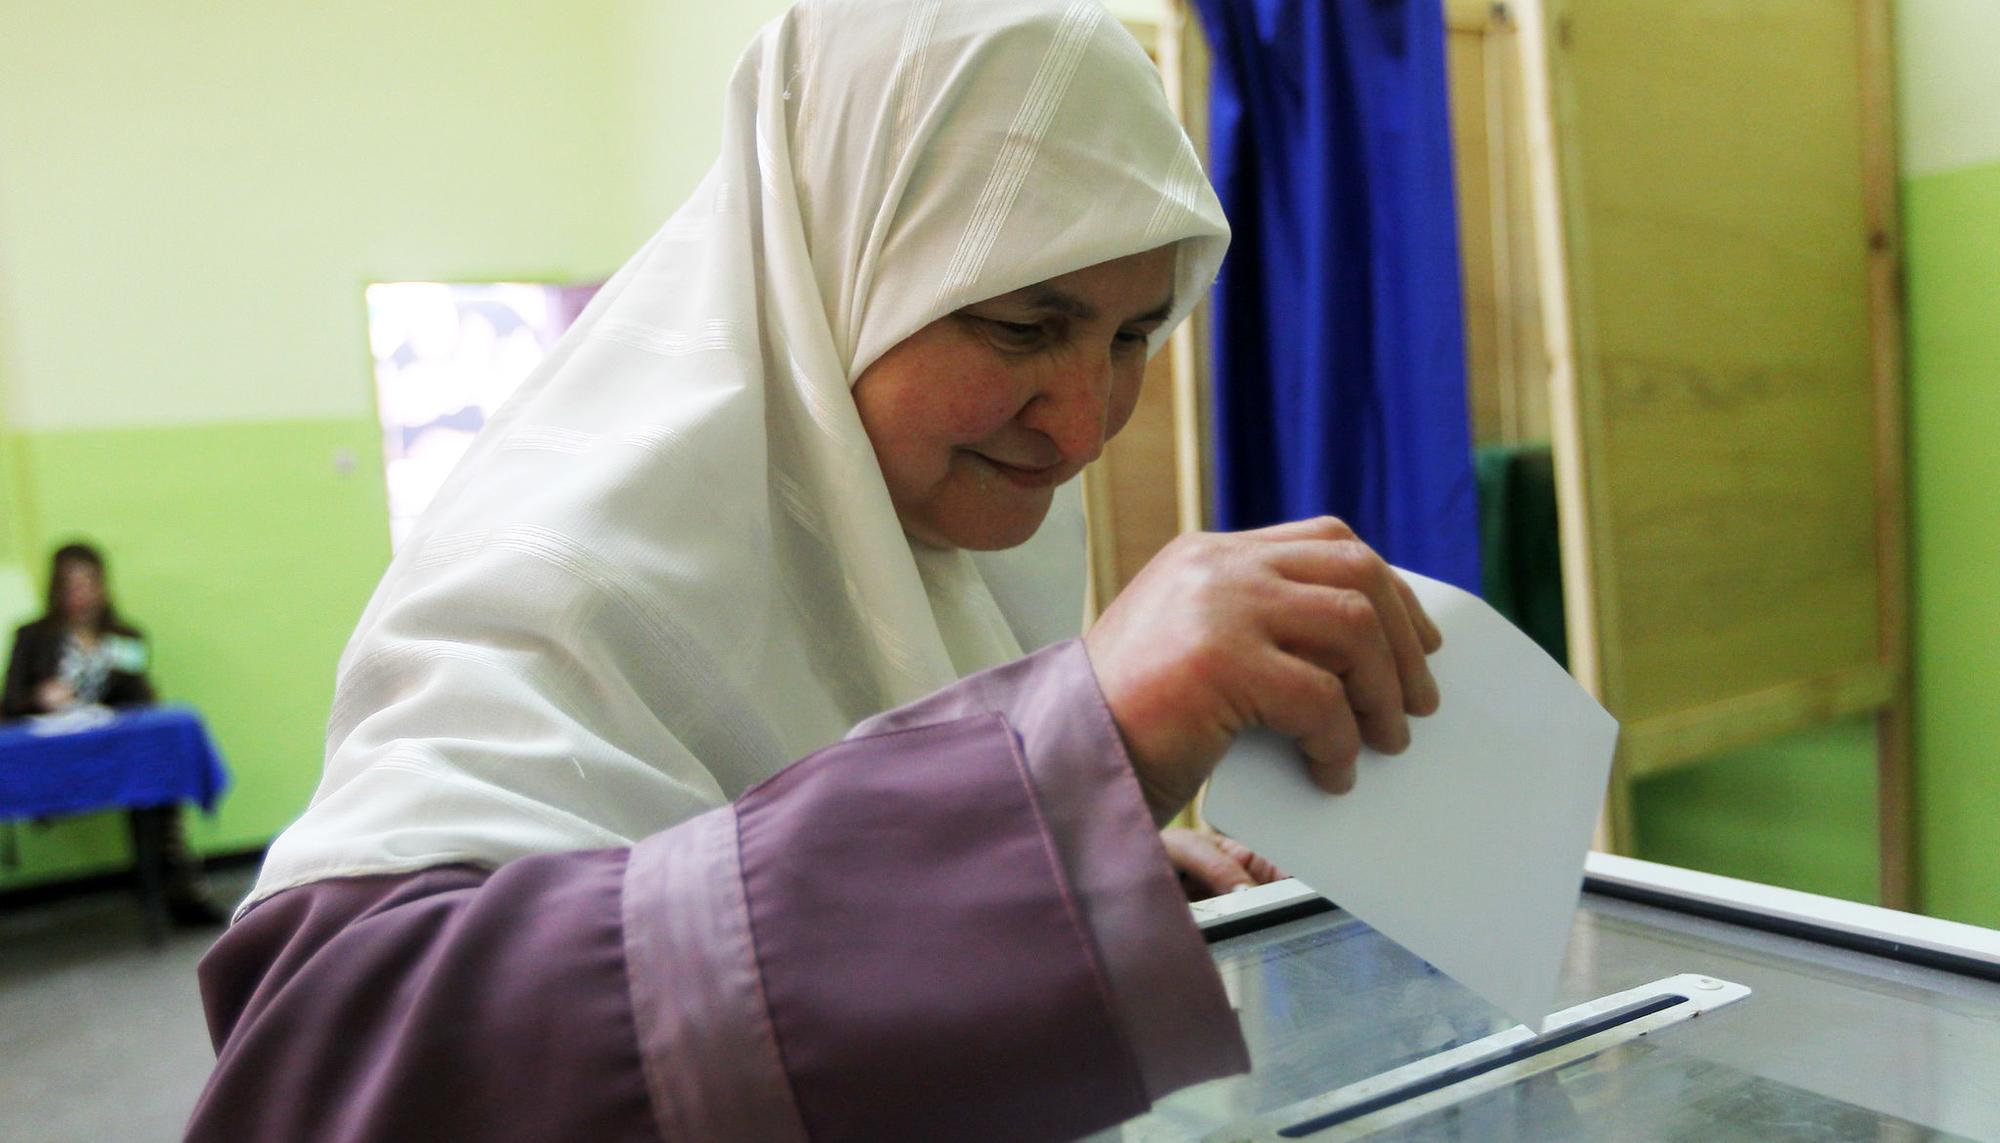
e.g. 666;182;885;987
853;245;1179;550
57;561;106;625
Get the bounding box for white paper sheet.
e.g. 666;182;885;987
1201;569;1619;1028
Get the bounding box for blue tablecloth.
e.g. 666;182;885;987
0;706;230;820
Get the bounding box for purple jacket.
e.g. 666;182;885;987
188;641;1249;1141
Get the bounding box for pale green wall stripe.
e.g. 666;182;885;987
1905;157;2000;927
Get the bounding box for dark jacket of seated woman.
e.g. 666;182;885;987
2;615;156;721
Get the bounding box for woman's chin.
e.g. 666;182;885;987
904;496;1054;551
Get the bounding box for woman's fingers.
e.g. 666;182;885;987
1162;829;1285;898
1265;539;1439;719
1161;827;1258;897
1388;568;1444;654
1241;514;1359;544
1085;518;1447;823
1213;835;1285;883
1246;649;1363;794
1263;584;1409;754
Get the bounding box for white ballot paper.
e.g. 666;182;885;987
1202;569;1619;1029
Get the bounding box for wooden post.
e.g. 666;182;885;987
1857;0;1916;911
1510;0;1624;850
1161;0;1216;536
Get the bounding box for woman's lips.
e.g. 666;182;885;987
969;451;1065;489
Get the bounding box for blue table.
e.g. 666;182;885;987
0;706;231;942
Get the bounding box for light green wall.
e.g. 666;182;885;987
0;426;34;630
0;0;669;432
0;0;785;887
627;2;793;221
1;315;38;639
0;419;390;886
1893;0;2000;926
1904;157;2000;928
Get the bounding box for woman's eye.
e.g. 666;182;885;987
1114;329;1151;350
983;319;1048;348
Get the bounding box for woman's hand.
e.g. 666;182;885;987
1085;517;1442;825
1161;828;1284;899
34;679;74;713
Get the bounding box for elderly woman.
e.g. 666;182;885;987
189;2;1441;1139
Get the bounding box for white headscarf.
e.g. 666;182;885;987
252;0;1229;905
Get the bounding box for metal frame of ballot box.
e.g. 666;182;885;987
1118;855;2000;1142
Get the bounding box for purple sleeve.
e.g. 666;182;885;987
191;856;656;1141
844;639;1250;1100
190;640;1247;1141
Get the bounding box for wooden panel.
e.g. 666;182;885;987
1445;0;1493;33
1548;0;1884;731
1449;4;1553;449
1091;351;1185;594
1159;0;1215;533
1620;662;1894;779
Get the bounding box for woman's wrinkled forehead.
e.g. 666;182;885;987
765;0;1230;378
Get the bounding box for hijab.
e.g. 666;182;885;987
252;0;1229;906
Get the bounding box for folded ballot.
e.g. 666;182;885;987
1202;569;1619;1028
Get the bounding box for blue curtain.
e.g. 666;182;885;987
1193;0;1480;592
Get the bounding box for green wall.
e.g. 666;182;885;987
0;317;32;618
1896;0;2000;929
0;420;390;881
0;0;787;888
1905;157;2000;928
1635;720;1880;905
0;0;650;431
0;435;34;631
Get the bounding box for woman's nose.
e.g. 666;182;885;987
1028;353;1114;466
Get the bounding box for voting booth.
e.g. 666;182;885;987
1100;1;1918;893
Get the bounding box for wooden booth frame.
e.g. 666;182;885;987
1097;1;1912;909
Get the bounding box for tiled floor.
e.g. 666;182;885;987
0;869;254;1143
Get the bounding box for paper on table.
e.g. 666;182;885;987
1201;569;1618;1029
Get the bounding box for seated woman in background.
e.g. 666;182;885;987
2;541;222;925
190;2;1440;1139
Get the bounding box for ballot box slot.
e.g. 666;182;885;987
1184;973;1752;1142
1190;878;1334;943
1275;992;1689;1137
1201;898;1337;944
